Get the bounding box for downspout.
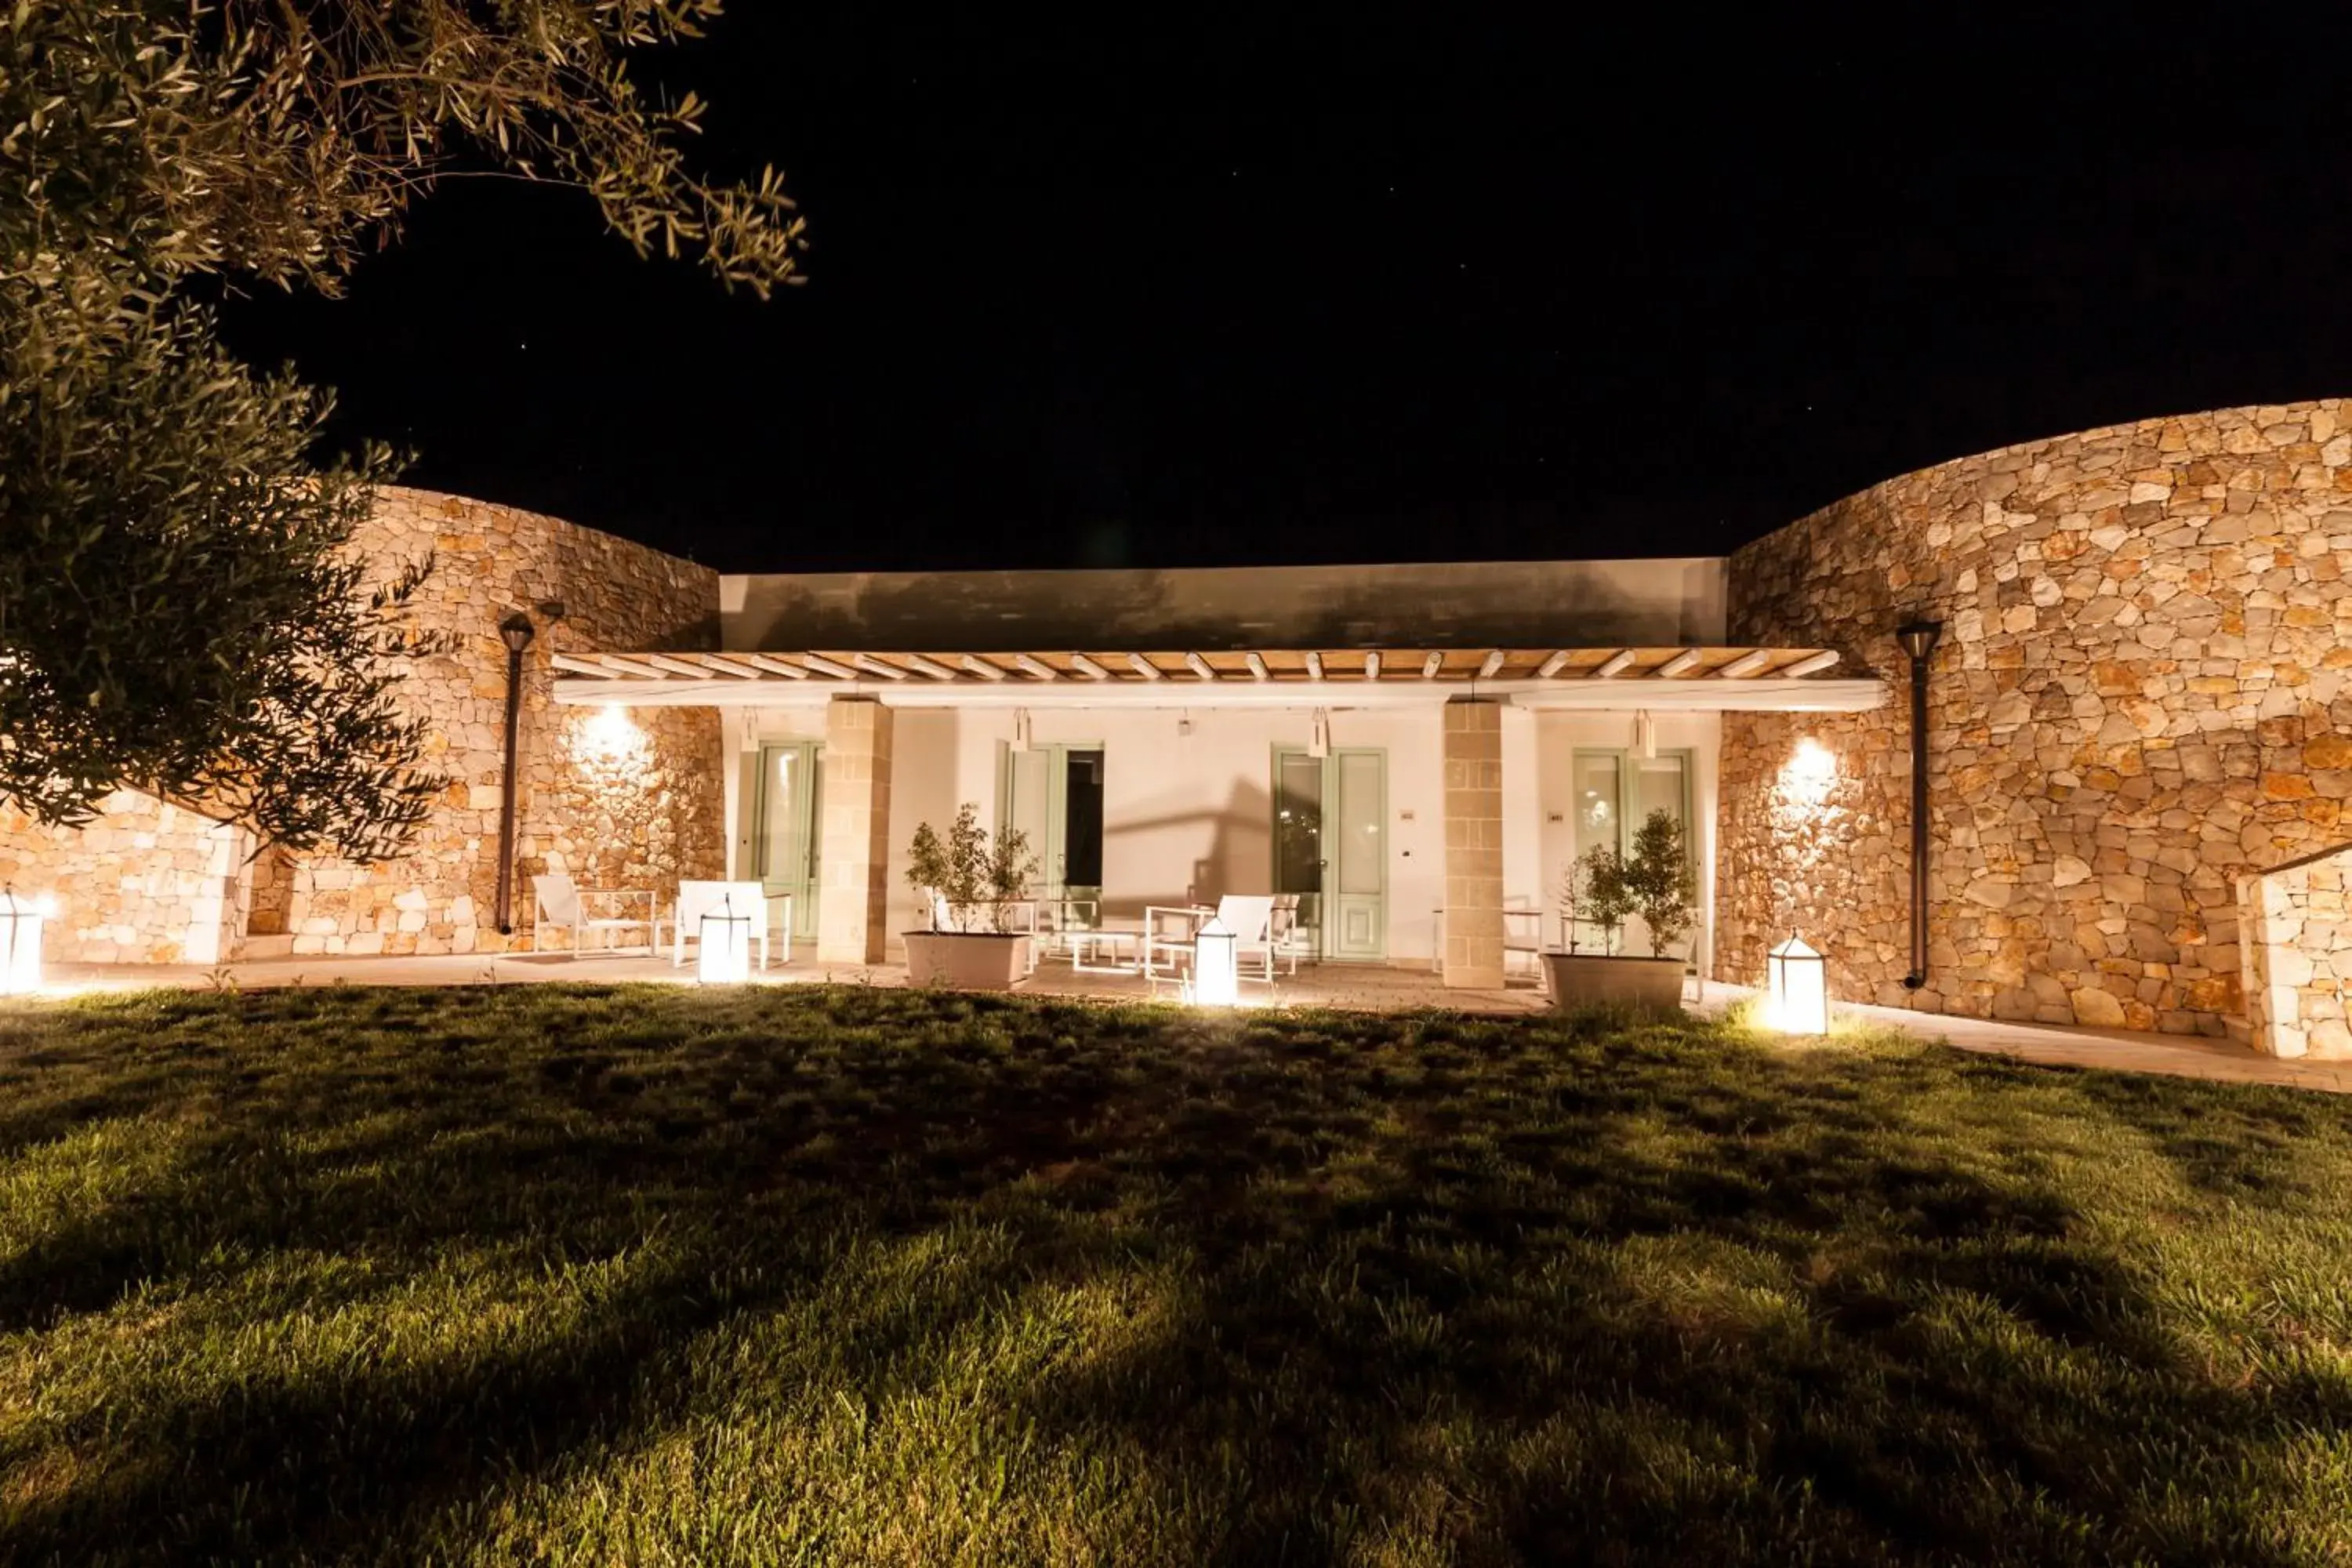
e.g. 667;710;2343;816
493;612;536;935
1896;620;1941;989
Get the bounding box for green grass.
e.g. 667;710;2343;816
2;986;2350;1565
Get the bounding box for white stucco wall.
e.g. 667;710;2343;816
720;699;1719;973
1533;710;1721;967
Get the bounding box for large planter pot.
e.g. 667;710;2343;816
1541;952;1685;1014
902;931;1030;992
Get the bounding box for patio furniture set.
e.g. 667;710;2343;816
530;871;1316;993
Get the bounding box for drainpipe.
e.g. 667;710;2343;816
493;612;535;934
1896;620;1941;989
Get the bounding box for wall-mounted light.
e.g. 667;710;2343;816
1309;709;1330;758
1766;932;1828;1034
1634;709;1657;760
1;887;50;994
1014;709;1033;751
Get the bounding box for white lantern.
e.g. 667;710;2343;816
1766;931;1828;1034
698;893;753;985
1192;916;1238;1007
1;887;49;996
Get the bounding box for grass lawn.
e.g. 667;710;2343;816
2;987;2351;1565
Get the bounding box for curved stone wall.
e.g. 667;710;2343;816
266;487;726;958
1719;397;2352;1044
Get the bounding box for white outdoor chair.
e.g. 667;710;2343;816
671;880;781;970
531;871;657;957
1143;895;1278;985
1271;894;1316;974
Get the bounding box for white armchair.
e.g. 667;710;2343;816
672;880;782;969
531;871;657;956
1143;895;1278;985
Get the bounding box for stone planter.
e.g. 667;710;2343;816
902;931;1030;992
1541;952;1685;1014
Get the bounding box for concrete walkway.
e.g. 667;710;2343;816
19;954;2352;1094
1704;983;2352;1095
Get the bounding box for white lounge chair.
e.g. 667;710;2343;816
531;871;657;956
1143;894;1278;985
672;880;782;969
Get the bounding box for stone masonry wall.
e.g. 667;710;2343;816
1721;397;2352;1042
0;790;249;964
269;487;725;958
2240;841;2352;1059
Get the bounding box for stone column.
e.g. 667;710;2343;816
1443;697;1506;988
818;696;894;965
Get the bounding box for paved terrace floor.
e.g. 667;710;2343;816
19;953;2352;1095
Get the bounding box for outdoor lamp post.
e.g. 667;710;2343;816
1896;619;1942;990
1766;932;1828;1034
1;887;49;995
1192;916;1238;1006
493;612;535;935
698;892;753;984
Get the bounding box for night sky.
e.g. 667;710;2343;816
216;9;2352;575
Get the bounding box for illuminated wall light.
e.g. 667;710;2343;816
579;703;646;761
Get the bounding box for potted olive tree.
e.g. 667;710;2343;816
902;804;1036;990
1540;808;1694;1013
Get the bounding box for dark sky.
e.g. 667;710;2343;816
216;9;2352;575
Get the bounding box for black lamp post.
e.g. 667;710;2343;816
493;612;535;935
1896;619;1942;989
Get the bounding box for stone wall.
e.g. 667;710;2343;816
2239;840;2352;1058
1720;397;2352;1043
269;488;726;957
0;791;248;964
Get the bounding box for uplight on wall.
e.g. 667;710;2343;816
1766;932;1828;1034
1;887;51;995
1192;916;1238;1006
698;892;753;984
580;702;645;761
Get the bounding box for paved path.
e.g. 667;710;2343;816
1703;983;2352;1095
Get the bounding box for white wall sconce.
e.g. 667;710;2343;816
1014;709;1033;751
1309;709;1330;758
1192;916;1238;1006
698;891;753;985
1766;931;1828;1034
1;887;50;995
1634;709;1657;760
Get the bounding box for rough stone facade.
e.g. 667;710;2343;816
1720;397;2352;1042
268;488;725;958
0;791;248;964
2241;842;2352;1059
3;487;725;965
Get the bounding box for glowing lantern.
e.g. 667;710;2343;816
1192;916;1238;1007
698;892;753;985
1766;932;1828;1034
1;887;49;996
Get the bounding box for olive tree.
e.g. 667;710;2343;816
1;1;801;855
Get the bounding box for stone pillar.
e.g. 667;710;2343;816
1443;697;1506;988
818;696;894;965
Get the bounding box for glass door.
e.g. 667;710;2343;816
1273;747;1387;960
1000;742;1105;927
754;741;822;945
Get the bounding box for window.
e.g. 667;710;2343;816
1572;749;1691;862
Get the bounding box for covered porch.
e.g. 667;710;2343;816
552;643;1884;990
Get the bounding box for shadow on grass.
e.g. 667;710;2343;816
2;985;2350;1564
